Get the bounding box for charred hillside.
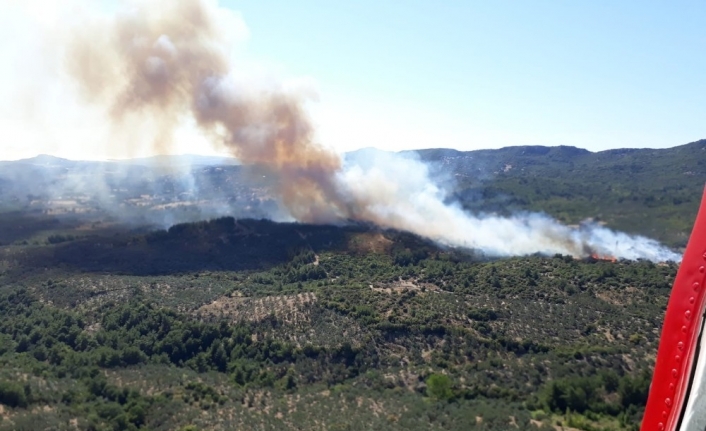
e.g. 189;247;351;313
6;217;446;277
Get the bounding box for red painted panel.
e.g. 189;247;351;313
642;186;706;431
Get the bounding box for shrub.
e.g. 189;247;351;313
0;381;28;408
426;373;453;400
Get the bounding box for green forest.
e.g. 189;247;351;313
416;139;706;248
0;216;680;430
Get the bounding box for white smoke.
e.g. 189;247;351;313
576;223;682;262
340;151;682;262
0;0;682;263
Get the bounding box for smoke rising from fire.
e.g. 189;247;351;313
66;0;346;222
340;151;681;262
13;0;682;262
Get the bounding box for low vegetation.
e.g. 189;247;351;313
0;216;677;430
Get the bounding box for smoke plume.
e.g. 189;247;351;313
20;0;683;261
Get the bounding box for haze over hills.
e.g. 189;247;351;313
1;139;704;250
1;154;240;167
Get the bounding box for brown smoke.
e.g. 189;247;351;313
66;0;345;222
58;0;680;262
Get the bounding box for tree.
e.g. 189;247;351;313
426;374;453;400
619;372;650;408
0;381;28;408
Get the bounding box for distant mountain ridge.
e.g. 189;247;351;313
5;154;240;167
11;139;705;167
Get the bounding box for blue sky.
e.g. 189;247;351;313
225;0;705;152
0;0;703;159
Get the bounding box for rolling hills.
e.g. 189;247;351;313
2;138;704;248
0;139;704;430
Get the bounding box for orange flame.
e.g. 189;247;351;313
590;253;617;263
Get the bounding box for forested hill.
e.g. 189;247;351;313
412;139;706;248
0;216;676;430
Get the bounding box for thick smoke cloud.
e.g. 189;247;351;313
19;0;681;262
339;151;681;262
66;0;344;223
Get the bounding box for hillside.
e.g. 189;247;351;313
0;141;703;429
415;139;706;247
0;217;677;430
